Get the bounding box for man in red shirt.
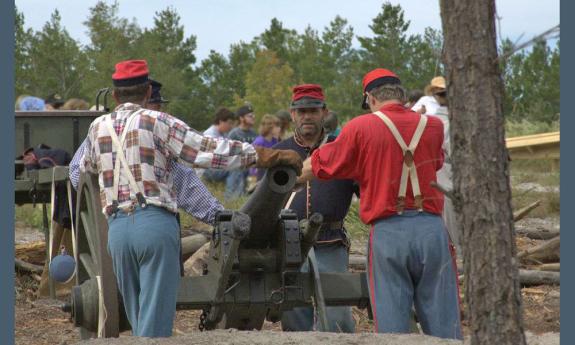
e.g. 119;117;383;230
299;68;462;339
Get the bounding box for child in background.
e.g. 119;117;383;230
252;114;281;180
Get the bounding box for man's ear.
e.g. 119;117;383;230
112;89;120;105
144;84;152;105
369;93;377;108
290;109;297;123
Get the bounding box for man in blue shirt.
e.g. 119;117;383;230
275;84;357;333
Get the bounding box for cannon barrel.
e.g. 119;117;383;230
240;166;297;248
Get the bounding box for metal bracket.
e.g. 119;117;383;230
204;211;251;329
279;209;302;269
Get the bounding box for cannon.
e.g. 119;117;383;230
66;164;371;338
14;106;370;338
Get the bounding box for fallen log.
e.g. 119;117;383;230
513;200;541;222
517;236;560;263
184;242;211;276
516;227;560;240
518;269;560;286
349;255;365;270
181;234;209;262
533;263;560;272
15;258;44;274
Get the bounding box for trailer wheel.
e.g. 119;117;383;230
72;172;122;339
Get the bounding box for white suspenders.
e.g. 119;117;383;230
373;111;428;214
103;109;147;211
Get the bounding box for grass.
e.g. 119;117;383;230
14;204;47;230
510;162;560;217
505;120;560;138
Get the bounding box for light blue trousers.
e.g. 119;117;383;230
107;205;180;337
225;170;247;200
368;211;462;340
281;243;355;333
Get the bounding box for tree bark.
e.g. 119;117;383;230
439;1;526;344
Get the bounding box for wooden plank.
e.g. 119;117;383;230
506;132;560;148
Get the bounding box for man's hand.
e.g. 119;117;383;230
254;147;303;175
296;157;315;184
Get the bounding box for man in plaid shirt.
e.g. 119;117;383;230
80;59;302;337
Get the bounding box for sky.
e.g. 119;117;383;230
15;0;560;64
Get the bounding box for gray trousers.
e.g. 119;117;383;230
281;243;355;333
107;205;180;337
437;162;461;256
368;211;462;340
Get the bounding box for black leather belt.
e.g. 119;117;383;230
320;220;344;231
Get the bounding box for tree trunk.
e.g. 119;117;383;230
439;1;527;344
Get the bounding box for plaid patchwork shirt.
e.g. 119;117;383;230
81;103;256;216
70;139;224;224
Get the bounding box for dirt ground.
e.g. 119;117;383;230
14;218;560;345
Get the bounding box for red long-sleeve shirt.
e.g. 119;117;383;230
311;103;445;224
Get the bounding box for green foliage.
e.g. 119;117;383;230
14;7;34;98
15;205;46;230
16;9;88;99
344;201;369;242
244;50;294;119
81;1;142;100
257;18;298;64
356;2;442;91
505;119;560;137
501;39;560;123
135;7;199;125
14;2;558;127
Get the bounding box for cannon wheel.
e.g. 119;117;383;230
75;172;120;339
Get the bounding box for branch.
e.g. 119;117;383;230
15;258;44;274
498;24;560;63
513;200;541;222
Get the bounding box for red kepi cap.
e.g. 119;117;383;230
112;60;150;87
290;84;326;109
361;68;401;110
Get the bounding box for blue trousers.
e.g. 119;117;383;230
107;205;180;337
281;243;355;333
225;170;247;200
203;169;246;201
368;211;462;339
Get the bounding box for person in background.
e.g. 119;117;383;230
405;89;424;109
203;107;236;139
44;93;65;110
275;109;292;140
252;114;281;180
15;95;45;111
323;110;341;137
226;104;258;199
411;76;445;115
202;107;237;186
147;79;170;111
61;98;90;110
